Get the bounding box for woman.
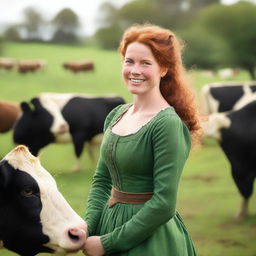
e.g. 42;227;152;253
83;24;201;256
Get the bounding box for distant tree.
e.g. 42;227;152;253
51;8;80;44
188;0;220;11
117;0;162;28
94;25;123;49
52;30;80;44
198;2;256;79
94;0;173;49
0;36;3;56
180;26;229;70
4;25;21;41
52;8;80;32
22;7;44;40
147;0;220;28
96;2;119;28
94;0;227;50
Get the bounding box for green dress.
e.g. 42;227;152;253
85;104;197;256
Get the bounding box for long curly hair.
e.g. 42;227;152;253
119;24;202;142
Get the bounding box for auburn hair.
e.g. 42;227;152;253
119;24;202;142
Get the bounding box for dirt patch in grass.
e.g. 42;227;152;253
185;174;219;182
216;239;247;247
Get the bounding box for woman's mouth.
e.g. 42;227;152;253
129;78;145;84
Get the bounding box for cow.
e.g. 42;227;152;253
13;93;125;171
17;60;46;74
0;58;17;70
217;68;240;80
0;145;87;256
200;81;256;115
202;100;256;219
63;61;94;73
0;100;21;133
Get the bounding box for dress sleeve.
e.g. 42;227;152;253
84;104;123;235
100;115;191;253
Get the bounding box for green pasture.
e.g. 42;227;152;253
0;42;255;256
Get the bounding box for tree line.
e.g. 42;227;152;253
1;0;256;79
2;7;80;44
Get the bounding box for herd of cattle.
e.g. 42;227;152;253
0;81;256;255
0;93;125;255
0;58;94;73
1;93;125;170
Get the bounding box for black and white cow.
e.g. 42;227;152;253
0;145;87;256
202;100;256;219
13;93;125;170
201;81;256;114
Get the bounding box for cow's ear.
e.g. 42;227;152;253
0;161;12;190
20;102;31;113
31;98;43;111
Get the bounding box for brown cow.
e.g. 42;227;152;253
0;100;21;133
0;58;17;70
62;60;94;73
17;60;46;74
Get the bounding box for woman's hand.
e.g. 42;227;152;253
83;236;105;256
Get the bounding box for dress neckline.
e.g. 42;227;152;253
110;104;173;138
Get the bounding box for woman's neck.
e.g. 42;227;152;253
132;90;169;114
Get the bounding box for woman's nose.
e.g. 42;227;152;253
131;64;141;75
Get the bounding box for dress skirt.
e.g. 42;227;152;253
96;203;197;256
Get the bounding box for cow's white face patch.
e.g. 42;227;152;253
39;95;70;135
201;113;231;141
4;145;86;253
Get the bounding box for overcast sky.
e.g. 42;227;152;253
0;0;254;35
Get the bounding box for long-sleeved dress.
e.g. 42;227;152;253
85;103;197;256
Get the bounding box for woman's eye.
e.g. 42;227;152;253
124;59;133;64
21;188;34;197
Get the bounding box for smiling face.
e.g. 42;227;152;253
122;42;166;96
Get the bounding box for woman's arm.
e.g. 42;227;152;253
85;156;112;235
84;105;124;235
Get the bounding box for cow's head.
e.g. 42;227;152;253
201;113;231;141
13;98;55;156
38;93;69;135
0;145;86;256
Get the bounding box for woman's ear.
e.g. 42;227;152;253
161;67;168;78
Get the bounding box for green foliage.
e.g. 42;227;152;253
51;8;80;45
3;26;21;42
180;26;229;70
198;2;256;78
51;30;80;45
52;8;80;32
0;36;3;55
117;0;161;28
0;42;255;256
97;2;119;28
22;7;45;40
94;25;123;50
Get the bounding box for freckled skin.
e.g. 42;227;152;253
122;42;165;96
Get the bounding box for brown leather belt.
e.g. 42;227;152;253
108;187;153;207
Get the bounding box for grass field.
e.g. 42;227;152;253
0;42;255;256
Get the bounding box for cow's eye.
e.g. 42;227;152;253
21;187;34;197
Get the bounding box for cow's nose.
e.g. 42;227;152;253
58;124;69;134
67;227;86;244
